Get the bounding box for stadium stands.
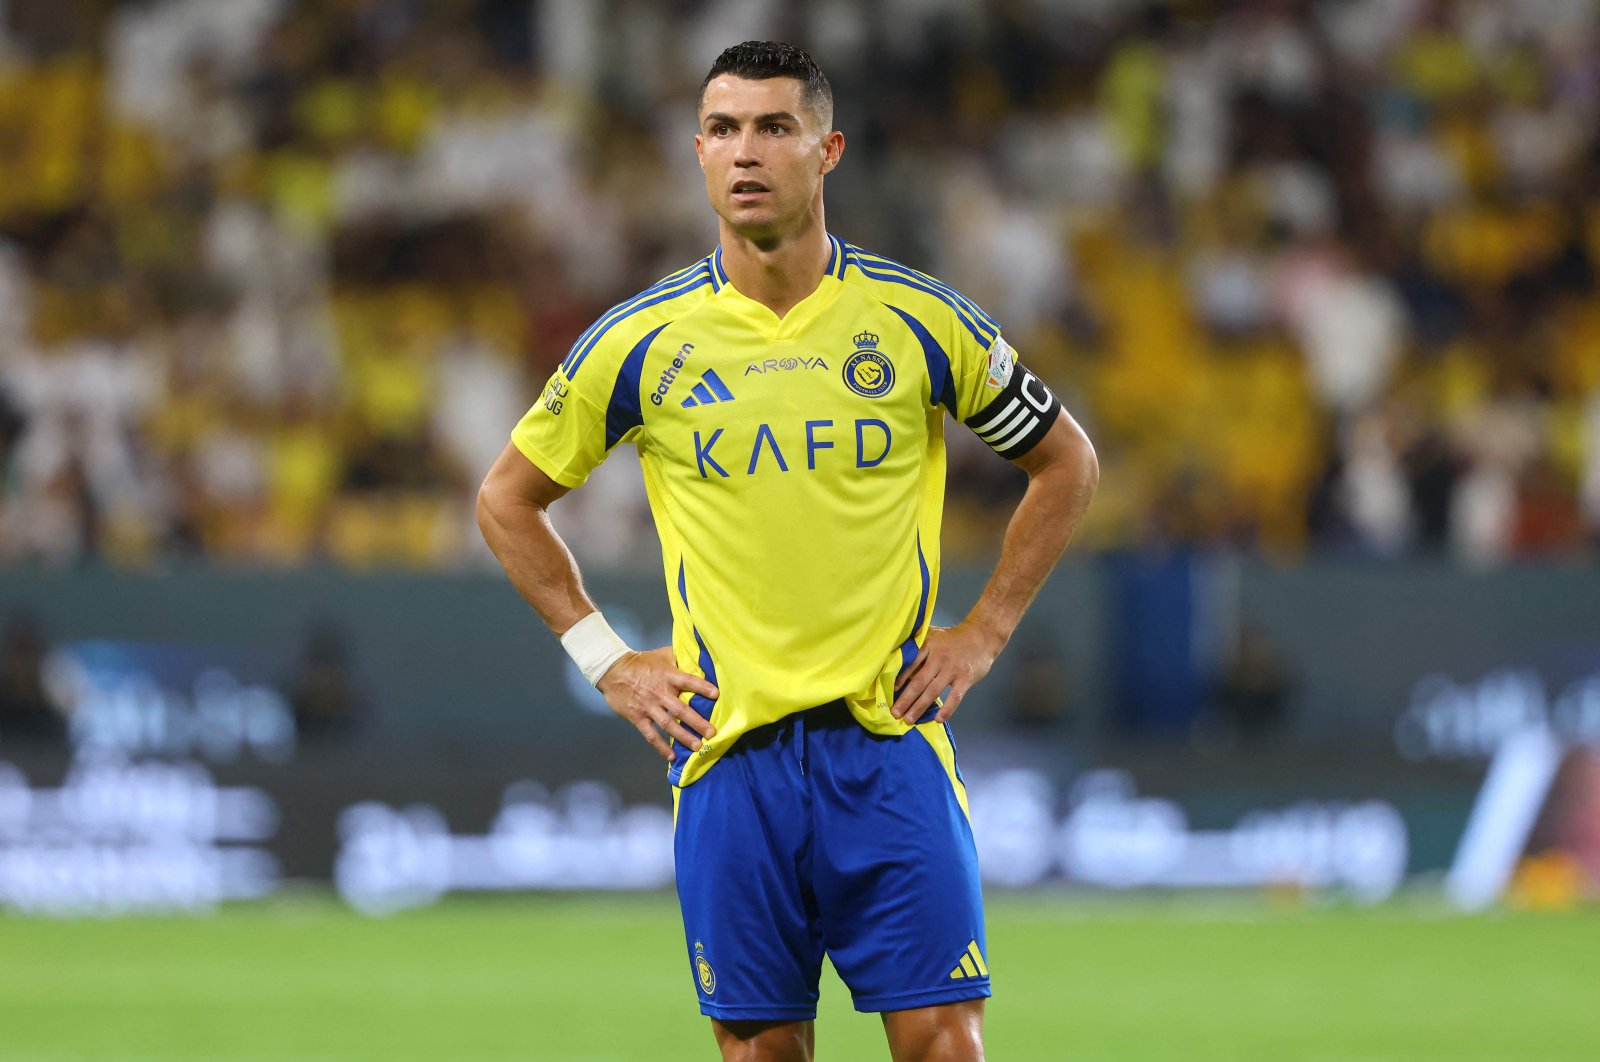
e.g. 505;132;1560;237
0;0;1596;568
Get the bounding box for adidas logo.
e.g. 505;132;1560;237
681;369;735;407
948;940;989;981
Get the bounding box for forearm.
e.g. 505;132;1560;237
965;428;1098;646
477;446;715;755
476;487;596;636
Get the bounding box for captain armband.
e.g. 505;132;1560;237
962;363;1061;459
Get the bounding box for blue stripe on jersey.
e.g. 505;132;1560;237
856;253;999;343
825;236;839;278
702;368;735;401
605;321;667;449
831;235;850;278
562;261;700;374
671;559;720;785
712;247;729;290
563;263;711;378
886;304;956;417
898;536;932;676
850;261;997;349
853;250;1000;337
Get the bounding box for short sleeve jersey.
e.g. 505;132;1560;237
513;235;1060;786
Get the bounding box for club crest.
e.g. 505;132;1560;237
843;330;894;398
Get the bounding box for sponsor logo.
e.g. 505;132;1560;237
842;331;894;398
744;355;830;375
691;417;891;478
680;369;735;407
541;376;569;415
947;940;989;981
650;343;696;406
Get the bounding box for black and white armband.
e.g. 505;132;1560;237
962;340;1061;459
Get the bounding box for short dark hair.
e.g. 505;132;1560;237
698;41;833;129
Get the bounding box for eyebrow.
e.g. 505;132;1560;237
703;111;801;127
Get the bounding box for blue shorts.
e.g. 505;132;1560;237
672;700;990;1021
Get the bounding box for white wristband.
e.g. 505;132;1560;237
560;611;633;687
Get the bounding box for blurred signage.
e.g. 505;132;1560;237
334;781;675;915
971;769;1408;902
1397;663;1600;909
332;766;1410;915
45;640;298;763
1397;667;1600;761
1388;665;1600;902
0;756;280;916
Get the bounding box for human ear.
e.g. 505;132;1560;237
820;130;845;175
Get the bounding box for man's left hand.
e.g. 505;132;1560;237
891;620;1006;724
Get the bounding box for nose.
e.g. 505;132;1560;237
734;129;760;167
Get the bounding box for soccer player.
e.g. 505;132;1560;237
478;41;1098;1062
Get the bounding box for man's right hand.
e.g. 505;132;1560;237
596;647;718;760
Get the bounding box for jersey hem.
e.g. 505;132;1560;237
849;981;992;1013
698;1001;819;1022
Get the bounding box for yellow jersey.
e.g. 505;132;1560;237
512;235;1060;785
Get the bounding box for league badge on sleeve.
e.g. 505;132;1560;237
985;336;1015;390
843;330;895;398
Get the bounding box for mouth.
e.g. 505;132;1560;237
730;180;770;203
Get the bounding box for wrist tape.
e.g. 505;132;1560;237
560;611;633;687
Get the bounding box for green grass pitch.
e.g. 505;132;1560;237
0;894;1594;1061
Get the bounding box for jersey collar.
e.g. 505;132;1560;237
710;235;849;340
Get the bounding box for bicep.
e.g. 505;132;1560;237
1010;405;1097;482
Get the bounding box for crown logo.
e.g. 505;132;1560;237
853;330;879;350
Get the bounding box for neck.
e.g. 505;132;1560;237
717;209;831;319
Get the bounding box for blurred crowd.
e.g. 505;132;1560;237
0;0;1598;570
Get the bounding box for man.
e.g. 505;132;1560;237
478;41;1098;1062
